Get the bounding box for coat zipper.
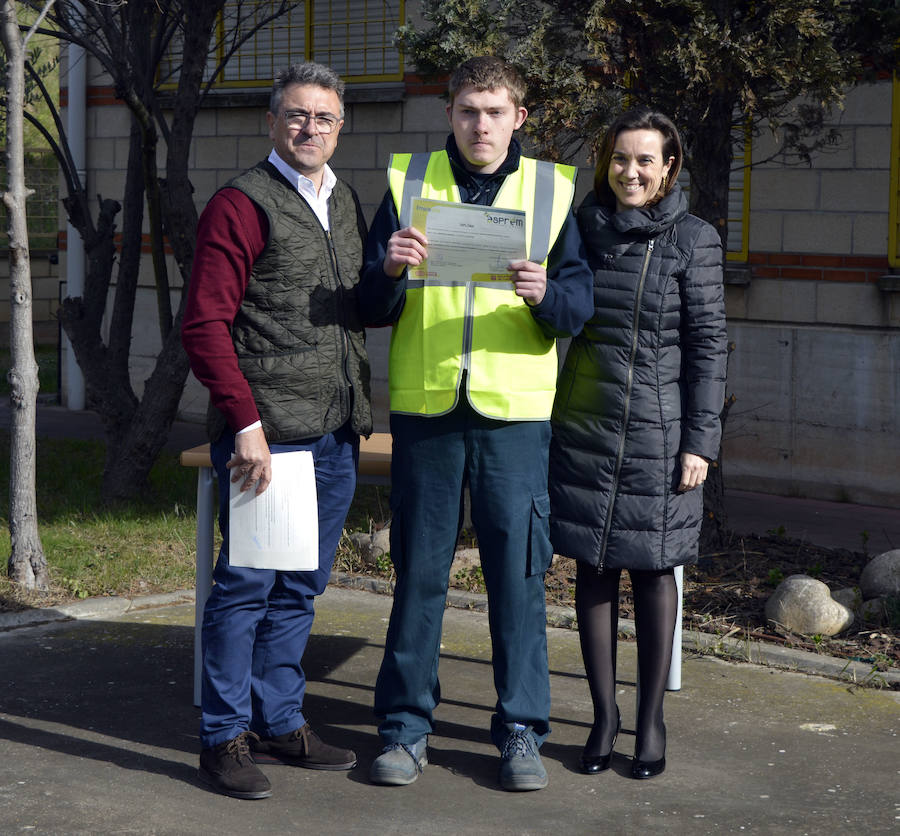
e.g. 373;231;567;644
597;238;655;570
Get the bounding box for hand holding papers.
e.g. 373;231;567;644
409;198;527;286
229;450;319;571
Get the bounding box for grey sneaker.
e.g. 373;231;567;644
498;724;548;791
369;736;428;785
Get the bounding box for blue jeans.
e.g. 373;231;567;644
374;400;553;749
200;423;358;748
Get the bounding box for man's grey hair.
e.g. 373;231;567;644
270;62;346;118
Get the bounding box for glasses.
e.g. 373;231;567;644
282;109;339;134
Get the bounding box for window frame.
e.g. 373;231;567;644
203;0;406;88
727;126;751;263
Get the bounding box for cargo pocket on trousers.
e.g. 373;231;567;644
526;492;553;577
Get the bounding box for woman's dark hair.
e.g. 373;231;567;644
593;107;683;208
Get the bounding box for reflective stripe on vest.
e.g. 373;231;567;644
386;150;576;420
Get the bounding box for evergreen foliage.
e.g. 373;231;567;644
400;0;900;244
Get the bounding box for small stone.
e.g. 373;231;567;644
831;586;862;611
859;550;900;599
858;597;888;626
453;547;480;569
449;547;481;579
346;529;390;568
370;526;391;559
765;574;854;636
347;531;371;550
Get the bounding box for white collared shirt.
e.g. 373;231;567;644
268;149;335;231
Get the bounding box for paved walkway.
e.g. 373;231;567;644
0;402;898;833
1;587;898;834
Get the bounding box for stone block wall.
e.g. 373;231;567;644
0;249;61;346
721;80;900;507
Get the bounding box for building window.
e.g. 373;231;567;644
309;0;404;80
162;0;405;87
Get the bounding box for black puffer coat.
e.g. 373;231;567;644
549;185;727;570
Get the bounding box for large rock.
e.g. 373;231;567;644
765;574;854;636
859;550;900;599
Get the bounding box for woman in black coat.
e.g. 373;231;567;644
549;108;727;779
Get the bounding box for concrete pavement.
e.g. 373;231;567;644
1;401;899;833
1;586;898;835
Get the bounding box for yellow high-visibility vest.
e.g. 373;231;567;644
387;150;576;420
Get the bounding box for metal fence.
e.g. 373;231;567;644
0;148;59;252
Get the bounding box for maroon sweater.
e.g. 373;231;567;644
182;188;268;433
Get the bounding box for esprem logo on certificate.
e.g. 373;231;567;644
409;198;527;286
485;213;524;228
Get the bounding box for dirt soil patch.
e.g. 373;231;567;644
543;532;898;678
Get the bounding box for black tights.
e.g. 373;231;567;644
575;563;677;762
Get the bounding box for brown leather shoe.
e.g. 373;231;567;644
251;724;357;770
199;732;272;799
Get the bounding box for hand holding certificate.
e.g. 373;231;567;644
408;198;527;286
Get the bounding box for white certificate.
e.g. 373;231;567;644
410;198;527;285
228;450;319;571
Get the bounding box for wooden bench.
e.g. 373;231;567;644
180;430;682;708
179;432;392;705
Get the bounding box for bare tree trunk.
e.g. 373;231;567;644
1;0;53;589
699;342;736;553
684;93;737;253
35;0;294;504
699;392;736;553
681;101;738;554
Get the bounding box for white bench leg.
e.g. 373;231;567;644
194;465;215;707
635;564;683;717
666;565;683;691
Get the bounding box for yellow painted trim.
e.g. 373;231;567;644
726;124;751;262
889;72;900;268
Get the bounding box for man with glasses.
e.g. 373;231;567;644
182;62;372;800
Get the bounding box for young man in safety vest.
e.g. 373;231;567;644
358;55;593;792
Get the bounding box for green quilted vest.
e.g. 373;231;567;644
206;160;373;443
